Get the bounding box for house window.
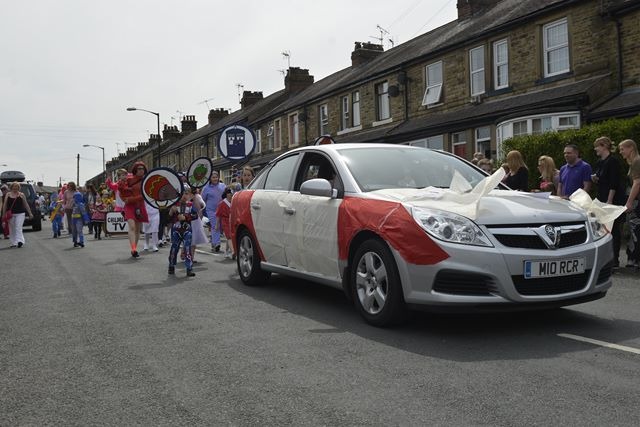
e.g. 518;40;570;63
352;91;361;127
289;113;299;146
532;117;552;134
470;46;485;96
475;126;491;158
513;120;528;136
319;104;329;135
255;129;262;154
376;81;390;120
267;123;274;150
452;132;466;158
493;40;508;89
422;61;443;106
340;96;350;130
274;119;281;150
558;115;578;128
543;18;569;77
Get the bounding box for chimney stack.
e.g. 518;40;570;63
162;124;181;144
284;67;314;93
457;0;502;20
351;42;384;67
181;115;197;136
208;108;229;126
240;91;264;109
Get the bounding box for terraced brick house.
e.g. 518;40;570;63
97;0;640;186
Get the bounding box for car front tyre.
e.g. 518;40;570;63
351;239;406;327
237;229;270;286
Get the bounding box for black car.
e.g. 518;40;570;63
1;170;42;231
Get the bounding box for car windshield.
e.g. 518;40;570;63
338;146;487;192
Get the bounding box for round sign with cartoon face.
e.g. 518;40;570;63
187;156;213;188
142;167;184;209
217;124;256;161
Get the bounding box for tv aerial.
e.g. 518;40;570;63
197;98;214;110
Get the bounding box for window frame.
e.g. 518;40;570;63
319;104;329;135
340;95;350;130
422;60;443;106
352;90;361;127
376;81;390;121
469;46;485;96
543;18;570;77
493;39;509;90
274;119;281;150
288;113;299;147
255;128;262;154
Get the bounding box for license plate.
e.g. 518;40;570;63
524;258;585;279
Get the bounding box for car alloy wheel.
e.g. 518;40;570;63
237;229;270;286
352;239;406;327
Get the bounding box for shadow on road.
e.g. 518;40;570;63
218;272;640;362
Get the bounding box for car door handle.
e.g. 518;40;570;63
284;207;296;215
251;203;261;210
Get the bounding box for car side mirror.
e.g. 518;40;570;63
300;178;335;198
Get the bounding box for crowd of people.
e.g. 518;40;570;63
1;162;256;277
471;137;640;270
4;137;640;272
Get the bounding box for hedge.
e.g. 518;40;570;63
501;115;640;192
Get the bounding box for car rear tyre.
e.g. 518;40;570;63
237;229;271;286
351;239;406;327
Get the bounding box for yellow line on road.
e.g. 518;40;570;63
558;333;640;355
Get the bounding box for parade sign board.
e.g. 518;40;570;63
187;156;213;188
216;124;256;161
142;167;184;210
106;212;129;234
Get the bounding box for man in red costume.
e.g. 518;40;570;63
118;161;149;257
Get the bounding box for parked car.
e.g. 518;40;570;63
230;143;613;327
0;170;42;231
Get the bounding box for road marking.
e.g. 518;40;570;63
558;333;640;355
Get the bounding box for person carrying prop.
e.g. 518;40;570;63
168;187;197;277
215;187;234;259
118;162;149;258
49;193;64;238
71;191;90;248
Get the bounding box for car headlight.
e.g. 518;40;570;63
588;214;607;241
411;207;493;247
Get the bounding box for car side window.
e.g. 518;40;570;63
294;152;341;191
263;154;300;191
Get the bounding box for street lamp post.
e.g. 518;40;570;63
127;107;161;167
83;144;106;182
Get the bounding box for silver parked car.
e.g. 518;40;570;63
230;143;614;326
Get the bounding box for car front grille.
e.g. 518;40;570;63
433;270;497;296
512;270;591;295
489;222;587;250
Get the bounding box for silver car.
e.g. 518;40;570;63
230;143;614;326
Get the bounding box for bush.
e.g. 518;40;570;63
501;115;640;191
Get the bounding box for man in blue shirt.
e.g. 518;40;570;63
558;144;592;198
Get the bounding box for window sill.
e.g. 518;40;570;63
535;71;572;85
336;125;363;136
423;102;443;109
372;118;393;127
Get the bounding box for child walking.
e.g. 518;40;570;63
71;192;90;247
215;188;234;258
91;194;107;239
49;194;64;238
168;189;198;277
